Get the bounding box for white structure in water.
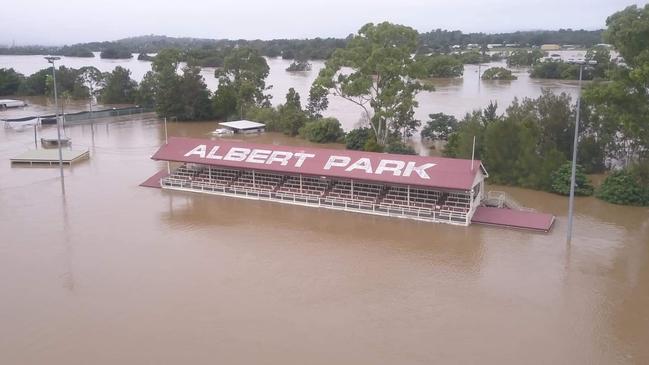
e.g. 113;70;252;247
0;99;26;109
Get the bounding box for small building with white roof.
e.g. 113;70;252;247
217;120;265;134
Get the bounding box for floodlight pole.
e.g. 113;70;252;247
46;56;65;194
566;64;584;244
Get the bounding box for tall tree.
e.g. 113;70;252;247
0;68;24;95
214;47;271;119
151;49;183;118
79;66;103;109
311;22;432;145
99;66;138;104
583;4;649;166
178;66;213;120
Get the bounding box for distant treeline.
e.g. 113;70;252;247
418;29;604;52
0;29;603;61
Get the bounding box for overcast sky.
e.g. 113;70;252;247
2;0;647;46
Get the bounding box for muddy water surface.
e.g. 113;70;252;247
0;115;648;364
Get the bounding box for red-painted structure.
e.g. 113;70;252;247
145;137;555;231
151;137;488;191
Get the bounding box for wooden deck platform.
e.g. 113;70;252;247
10;149;90;166
471;206;555;232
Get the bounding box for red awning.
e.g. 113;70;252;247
151;137;486;191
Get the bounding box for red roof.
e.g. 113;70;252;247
471;207;555;232
151;137;486;190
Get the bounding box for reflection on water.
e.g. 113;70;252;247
0;116;648;364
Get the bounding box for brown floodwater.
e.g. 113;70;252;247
1;113;648;364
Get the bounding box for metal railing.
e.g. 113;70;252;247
160;176;471;225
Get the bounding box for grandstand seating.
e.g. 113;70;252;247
162;163;475;222
325;180;383;205
276;175;328;198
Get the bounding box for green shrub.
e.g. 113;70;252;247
550;162;594;196
345;127;373;150
299;117;345;143
481;67;517;80
596;170;649;206
385;140;417;155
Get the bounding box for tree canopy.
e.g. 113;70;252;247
214;47;271;119
311;22;431;146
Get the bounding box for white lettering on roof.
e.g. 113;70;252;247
324;156;351;170
345;158;373;174
223;147;250;162
246;149;271;164
206;146;221;159
182;144;438;181
375;160;405;176
184;144;207;158
293;152;315;167
266;151;294;166
403;162;436;179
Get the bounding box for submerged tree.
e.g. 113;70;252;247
99;66;137;104
214;47;271;119
311;22;431;146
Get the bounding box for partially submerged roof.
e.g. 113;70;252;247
11;149;89;165
151;137;487;191
471;207;555;232
218;120;265;130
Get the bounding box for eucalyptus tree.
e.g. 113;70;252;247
213;47;271;118
79;67;103;114
311;22;431;146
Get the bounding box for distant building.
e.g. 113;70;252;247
217;120;265;134
541;44;561;51
467;43;479;49
487;43;503;49
505;44;519;48
451;45;461;50
596;43;613;49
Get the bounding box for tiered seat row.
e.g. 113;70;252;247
195;167;239;188
231;170;283;192
164;164;474;221
380;186;441;211
440;192;471;214
325;180;382;204
276;175;328;198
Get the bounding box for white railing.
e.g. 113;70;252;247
486;191;536;212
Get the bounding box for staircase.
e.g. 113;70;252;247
485;191;536;212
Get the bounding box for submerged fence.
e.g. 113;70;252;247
2;106;154;125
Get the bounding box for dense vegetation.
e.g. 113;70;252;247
0;68;23;95
550;163;594;196
286;60;312;72
1;29;603;61
2;6;647;205
507;49;544;66
311;22;431;146
581;4;649;205
99;66;138;103
530;45;614;80
418;29;603;53
418;54;463;78
100;46;133;59
481;67;517;80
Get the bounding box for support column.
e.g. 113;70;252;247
252;170;255;187
407;185;410;206
351;179;354;197
300;174;303;192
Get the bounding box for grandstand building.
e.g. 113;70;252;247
150;137;489;226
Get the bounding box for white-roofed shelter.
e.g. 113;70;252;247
217;120;265;134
